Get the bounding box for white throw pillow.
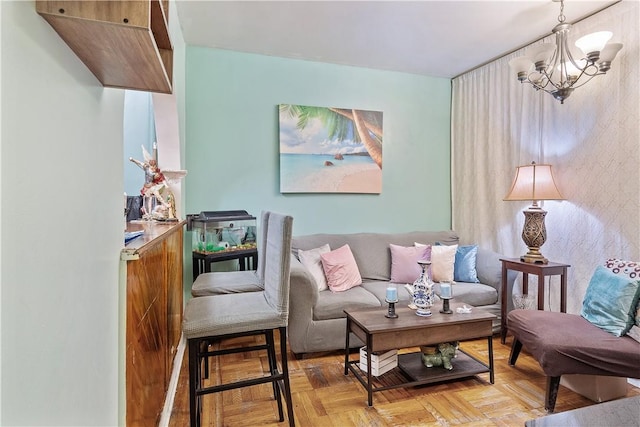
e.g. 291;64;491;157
416;242;458;282
298;244;331;291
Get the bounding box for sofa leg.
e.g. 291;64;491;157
545;376;561;413
508;339;523;366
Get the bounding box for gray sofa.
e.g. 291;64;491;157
289;230;517;357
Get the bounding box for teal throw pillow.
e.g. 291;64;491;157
580;266;640;337
454;245;480;283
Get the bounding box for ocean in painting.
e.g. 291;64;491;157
280;153;380;193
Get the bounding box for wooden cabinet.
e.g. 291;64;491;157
122;221;184;426
36;0;173;93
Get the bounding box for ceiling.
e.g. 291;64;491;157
175;0;617;79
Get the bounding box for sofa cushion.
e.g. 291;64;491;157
313;285;381;320
449;282;498;306
298;244;331;291
292;231;460;281
321;244;362;292
580;266;640;337
361;281;414;305
390;244;431;283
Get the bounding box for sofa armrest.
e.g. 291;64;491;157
288;257;320;354
476;247;518;309
289;257;319;309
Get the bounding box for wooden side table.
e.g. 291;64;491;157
500;258;570;344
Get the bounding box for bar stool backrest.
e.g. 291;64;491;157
263;212;294;321
256;210;270;283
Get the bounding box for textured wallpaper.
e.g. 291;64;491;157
451;1;639;314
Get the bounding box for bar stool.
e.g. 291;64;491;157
182;212;295;427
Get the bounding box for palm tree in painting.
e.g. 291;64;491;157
279;105;383;168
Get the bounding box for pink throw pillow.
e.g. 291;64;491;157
390;244;432;283
320;244;362;292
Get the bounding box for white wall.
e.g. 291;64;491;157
1;2;123;425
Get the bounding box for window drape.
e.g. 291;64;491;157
451;1;639;314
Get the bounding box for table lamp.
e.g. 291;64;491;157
504;162;564;264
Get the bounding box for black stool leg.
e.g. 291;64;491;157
265;329;284;421
188;338;201;427
280;327;295;427
200;340;209;380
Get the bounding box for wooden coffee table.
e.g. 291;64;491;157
344;302;495;406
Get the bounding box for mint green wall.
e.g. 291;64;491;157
186;48;452;236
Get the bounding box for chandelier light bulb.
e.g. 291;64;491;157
559;59;587;77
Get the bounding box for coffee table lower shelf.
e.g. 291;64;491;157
347;350;492;401
398;351;491;382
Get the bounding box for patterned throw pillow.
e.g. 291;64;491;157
604;258;640;341
604;258;640;279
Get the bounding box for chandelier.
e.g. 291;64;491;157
509;0;623;104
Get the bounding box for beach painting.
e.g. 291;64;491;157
279;104;383;194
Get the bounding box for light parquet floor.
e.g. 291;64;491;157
169;334;640;426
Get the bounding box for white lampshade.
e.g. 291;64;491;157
575;31;612;55
504;162;564;202
509;57;533;74
599;42;623;62
529;43;556;64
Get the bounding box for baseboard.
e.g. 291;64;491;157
159;333;186;427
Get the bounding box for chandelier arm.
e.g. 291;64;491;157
563;73;601;90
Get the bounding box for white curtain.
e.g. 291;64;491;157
452;1;640;314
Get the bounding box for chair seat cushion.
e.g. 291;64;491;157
191;271;262;297
507;310;640;378
183;292;285;339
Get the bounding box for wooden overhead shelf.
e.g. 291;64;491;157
36;0;173;94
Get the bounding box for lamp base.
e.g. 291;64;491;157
519;207;550;264
520;252;549;264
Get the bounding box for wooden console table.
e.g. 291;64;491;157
121;220;185;426
500;258;570;344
